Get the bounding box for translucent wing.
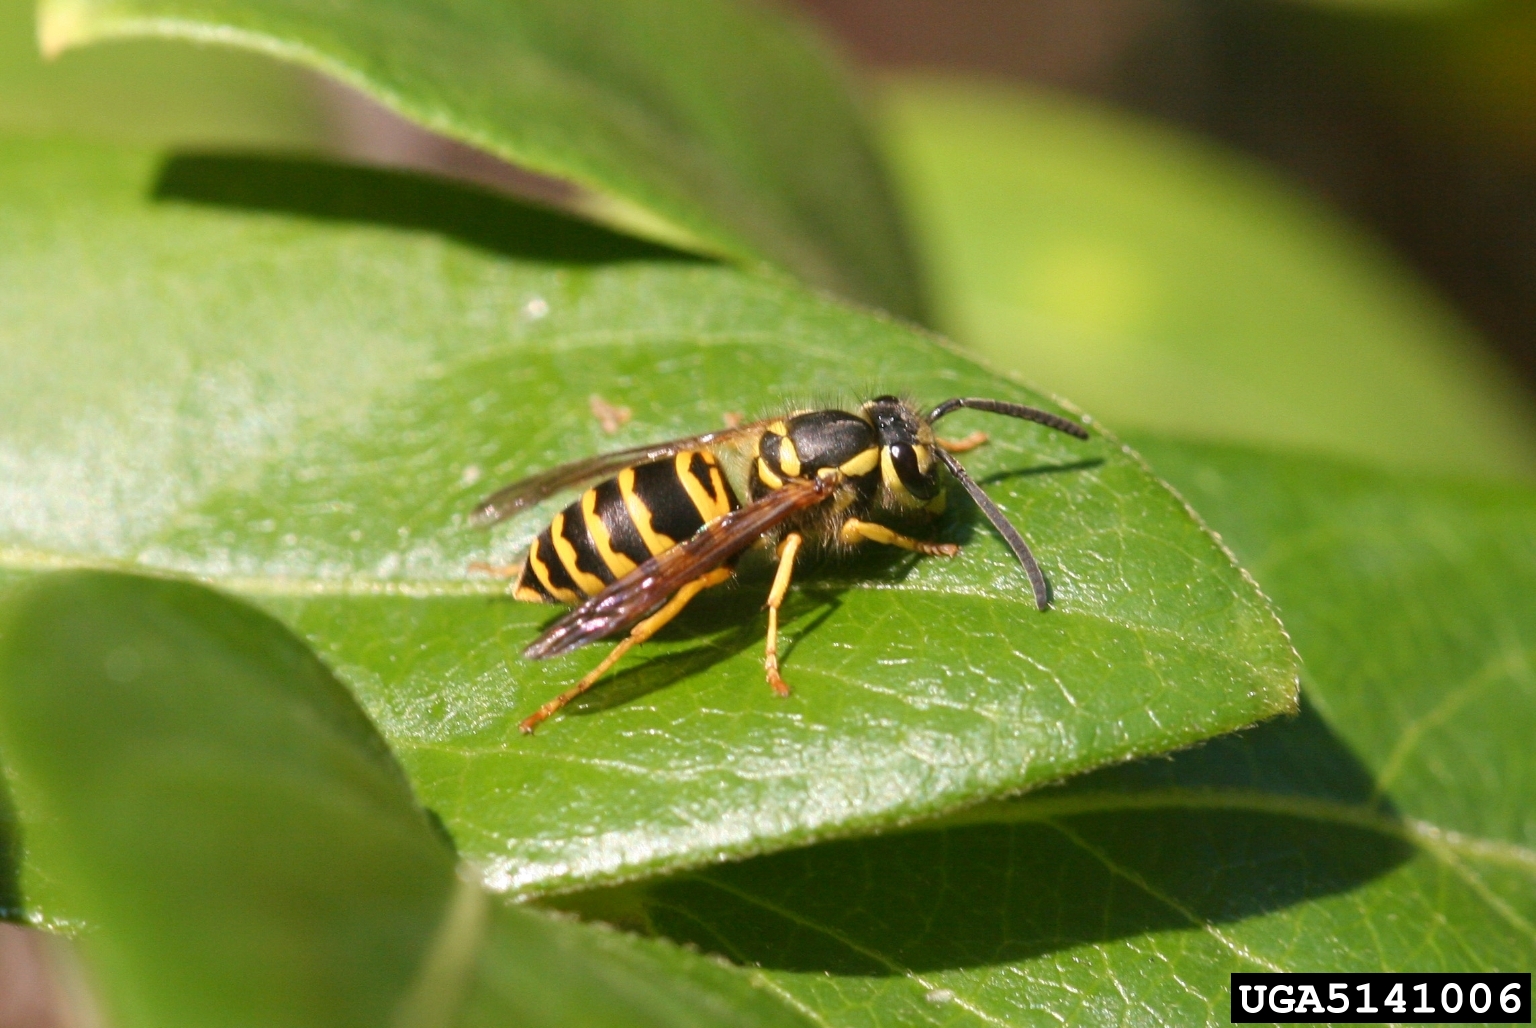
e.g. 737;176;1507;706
524;473;841;659
469;421;770;527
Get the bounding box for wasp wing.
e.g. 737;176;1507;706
524;473;841;660
469;421;770;527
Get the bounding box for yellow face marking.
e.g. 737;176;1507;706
777;437;802;478
676;452;732;522
582;487;637;578
880;448;913;499
527;542;580;604
913;443;933;474
549;512;608;596
838;446;879;478
620;466;677;554
756;458;784;490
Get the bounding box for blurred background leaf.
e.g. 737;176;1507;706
554;439;1536;1025
0;571;823;1028
878;76;1536;480
39;0;924;317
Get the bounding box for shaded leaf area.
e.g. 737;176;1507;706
0;137;1295;903
553;440;1536;1026
0;571;819;1028
880;78;1536;480
0;0;328;148
41;0;922;316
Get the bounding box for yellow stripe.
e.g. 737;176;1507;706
527;542;580;604
676;453;731;522
514;584;550;603
620;467;677;555
756;458;783;491
880;448;913;500
777;437;801;478
708;462;731;513
582;487;638;578
839;446;879;478
549;511;607;596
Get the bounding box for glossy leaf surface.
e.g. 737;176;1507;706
40;0;923;316
880;77;1536;479
0;135;1295;906
555;439;1536;1025
0;571;817;1028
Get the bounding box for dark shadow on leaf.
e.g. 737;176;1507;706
559;581;848;717
549;697;1411;976
975;456;1106;488
153;154;704;266
520;542;928;721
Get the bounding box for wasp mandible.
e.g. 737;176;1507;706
471;396;1090;732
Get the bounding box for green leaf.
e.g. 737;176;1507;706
39;0;924;317
553;440;1536;1025
880;77;1536;480
0;0;329;148
0;134;1295;910
0;570;819;1028
0;571;455;1026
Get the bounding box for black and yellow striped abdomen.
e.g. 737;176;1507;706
515;450;739;604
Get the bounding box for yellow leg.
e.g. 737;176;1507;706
519;566;732;734
764;532;803;697
840;518;960;557
938;431;988;453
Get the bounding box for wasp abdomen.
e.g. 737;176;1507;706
516;450;740;604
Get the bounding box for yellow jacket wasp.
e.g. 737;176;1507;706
471;396;1090;733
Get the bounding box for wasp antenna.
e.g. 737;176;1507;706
934;447;1051;610
927;398;1089;440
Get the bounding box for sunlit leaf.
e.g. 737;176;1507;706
0;135;1294;911
554;439;1536;1025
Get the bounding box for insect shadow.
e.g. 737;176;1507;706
550;697;1414;977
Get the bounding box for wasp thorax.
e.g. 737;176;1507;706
755;410;878;490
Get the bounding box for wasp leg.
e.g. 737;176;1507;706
839;518;960;557
937;431;988;453
764;532;804;697
519;566;732;734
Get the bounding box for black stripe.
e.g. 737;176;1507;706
534;529;583;597
688;452;719;503
515;559;555;601
594;477;653;566
630;457;707;545
559;494;616;586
